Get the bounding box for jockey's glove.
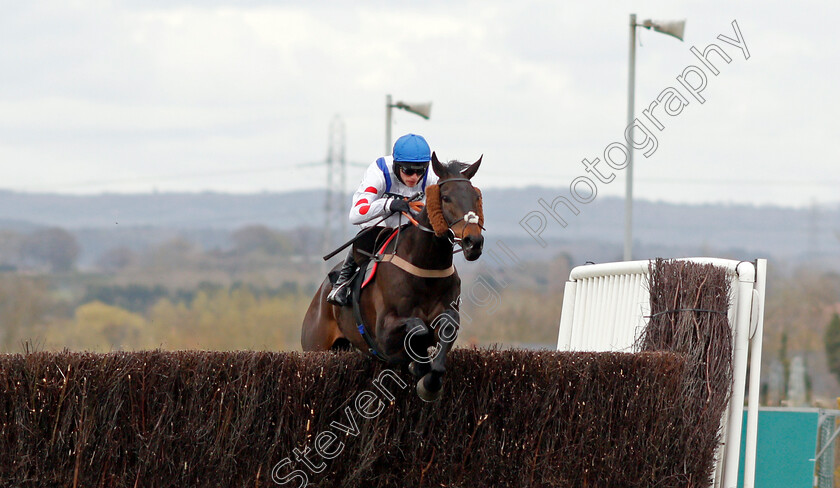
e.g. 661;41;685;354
388;197;412;214
408;201;425;213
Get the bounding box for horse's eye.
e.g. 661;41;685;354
442;195;451;203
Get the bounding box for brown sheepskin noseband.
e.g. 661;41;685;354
425;184;483;237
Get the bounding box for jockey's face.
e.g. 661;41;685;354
399;166;425;187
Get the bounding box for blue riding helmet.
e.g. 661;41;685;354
392;134;430;183
393;134;431;164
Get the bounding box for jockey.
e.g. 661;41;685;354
327;133;439;306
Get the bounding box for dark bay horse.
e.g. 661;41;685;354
301;153;484;401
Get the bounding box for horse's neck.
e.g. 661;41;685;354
396;209;453;269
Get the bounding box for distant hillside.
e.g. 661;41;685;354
1;189;838;264
0;190;321;230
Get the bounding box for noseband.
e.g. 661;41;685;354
422;178;485;246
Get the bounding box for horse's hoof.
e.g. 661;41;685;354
416;377;443;402
408;362;426;378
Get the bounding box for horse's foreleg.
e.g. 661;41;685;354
401;317;434;378
417;309;459;402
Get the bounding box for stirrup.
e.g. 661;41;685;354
327;281;351;306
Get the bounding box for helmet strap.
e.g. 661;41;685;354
392;161;406;185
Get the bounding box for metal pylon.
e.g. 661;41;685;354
322;115;347;273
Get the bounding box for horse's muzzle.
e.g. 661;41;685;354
461;234;484;261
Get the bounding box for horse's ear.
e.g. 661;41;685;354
461;155;482;180
431;152;446;178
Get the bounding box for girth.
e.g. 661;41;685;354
378;254;455;278
351;267;390;363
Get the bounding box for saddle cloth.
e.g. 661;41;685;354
327;229;400;290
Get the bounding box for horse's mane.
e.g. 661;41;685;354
441;160;471;177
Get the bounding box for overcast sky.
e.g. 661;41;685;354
1;1;837;207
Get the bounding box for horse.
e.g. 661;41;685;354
301;152;484;401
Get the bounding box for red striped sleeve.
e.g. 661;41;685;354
364;186;378;194
359;205;371;215
354;198;369;207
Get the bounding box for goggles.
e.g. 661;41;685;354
399;165;427;176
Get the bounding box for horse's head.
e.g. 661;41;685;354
425;152;484;261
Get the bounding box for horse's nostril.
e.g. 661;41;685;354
462;235;483;251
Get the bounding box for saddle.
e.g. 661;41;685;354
327;229;401;362
327;229;400;291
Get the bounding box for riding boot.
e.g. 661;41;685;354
327;252;358;306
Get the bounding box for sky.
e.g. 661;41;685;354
1;0;838;208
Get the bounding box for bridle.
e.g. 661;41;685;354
414;177;485;248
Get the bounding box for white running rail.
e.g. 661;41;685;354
557;258;766;488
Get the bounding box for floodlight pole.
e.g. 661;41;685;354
385;94;432;156
624;14;684;261
624;14;637;261
386;94;394;156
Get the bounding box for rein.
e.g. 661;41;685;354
374;176;483;279
368;225;456;279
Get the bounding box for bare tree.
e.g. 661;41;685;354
23;227;80;272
